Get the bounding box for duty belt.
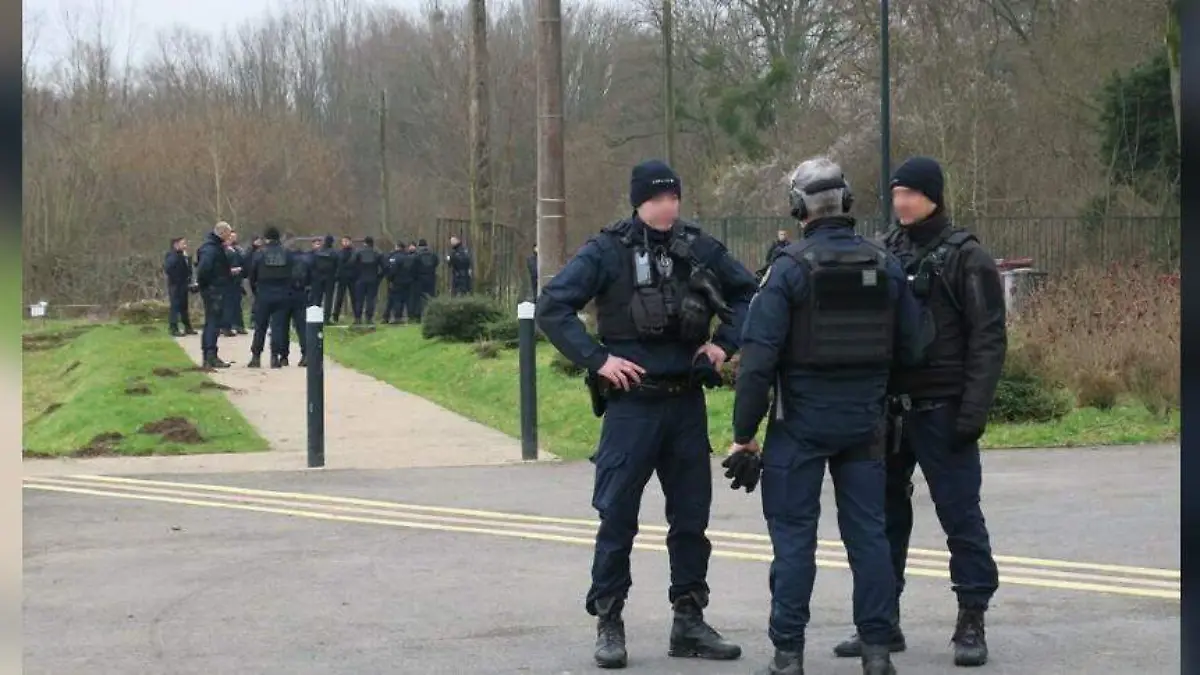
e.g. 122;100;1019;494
613;376;697;398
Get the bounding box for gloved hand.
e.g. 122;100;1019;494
721;449;762;493
690;353;723;389
953;417;986;448
689;269;733;324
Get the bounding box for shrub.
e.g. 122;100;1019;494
420;295;502;342
1010;260;1179;412
550;350;585;377
989;344;1070;423
485;317;520;346
473;340;501;359
115;299;170;325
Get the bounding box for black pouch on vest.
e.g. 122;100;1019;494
630;287;670;336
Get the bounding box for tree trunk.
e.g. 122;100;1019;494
468;0;494;288
1167;1;1180;151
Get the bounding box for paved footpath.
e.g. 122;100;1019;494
22;331;549;477
23;444;1180;674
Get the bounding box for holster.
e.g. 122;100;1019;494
885;394;912;455
585;371;608;418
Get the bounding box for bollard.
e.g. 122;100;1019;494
305;305;325;468
517;301;538;461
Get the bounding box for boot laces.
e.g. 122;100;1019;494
952;610;984;645
598;617;622;644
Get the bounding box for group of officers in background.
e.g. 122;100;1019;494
163;225;475;369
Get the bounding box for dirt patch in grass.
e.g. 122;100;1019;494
193;381;233;392
21;327;93;352
42;403;62;416
74;431;125;457
62;361;81;375
152;367;180;377
124;383;151;396
138;417;205;444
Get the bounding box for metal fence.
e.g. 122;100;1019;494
695;215;1180;275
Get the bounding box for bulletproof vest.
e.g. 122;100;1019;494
313;249;337;276
782;237;895;368
359;248;377;266
418;250;437;273
884;225;977;395
258;244;293;282
594;221;700;343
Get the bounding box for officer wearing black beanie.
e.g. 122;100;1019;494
833;156;1006;666
535;159;758;668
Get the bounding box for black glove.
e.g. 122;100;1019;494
688;269;733;324
690;353;723;389
953;418;986;448
720;449;762;493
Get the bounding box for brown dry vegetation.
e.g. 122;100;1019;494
1009;265;1179;414
22;0;1176;307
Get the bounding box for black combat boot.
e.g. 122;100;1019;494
184;327;197;335
169;327;184;337
221;329;235;337
247;353;261;368
861;643;897;675
834;607;906;658
755;649;803;675
667;592;741;660
593;597;627;669
270;354;282;369
297;355;307;367
279;355;289;367
204;352;231;369
952;608;988;666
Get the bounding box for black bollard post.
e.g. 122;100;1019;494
306;305;325;468
517;301;538;461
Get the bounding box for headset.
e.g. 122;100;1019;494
789;175;854;221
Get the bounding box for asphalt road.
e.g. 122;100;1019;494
23;444;1179;674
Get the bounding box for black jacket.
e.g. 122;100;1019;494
163;250;191;286
336;246;357;281
883;212;1007;433
195;233;233;291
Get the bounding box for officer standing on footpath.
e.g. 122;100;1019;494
332;235;357;324
222;230;248;336
195;221;235;368
724;157;923;675
536;159;757;670
832;156;1005;667
246;226;297;369
309;235;339;321
163;237;196;336
447;235;473;296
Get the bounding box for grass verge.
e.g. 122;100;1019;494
22;323;269;457
327;326;1179;461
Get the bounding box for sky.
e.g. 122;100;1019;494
22;0;426;72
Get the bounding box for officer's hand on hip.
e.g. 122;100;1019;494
597;355;646;391
695;342;728;369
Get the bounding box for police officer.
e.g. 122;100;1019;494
832;156;1005;667
195;221;235;368
447;235;473;296
164;237;196;336
526;244;538;298
383;243;410;323
352;236;384;326
246;226;298;368
222;230;248;336
310;234;339;322
332;235;357;324
536;159;757;669
727;158;923;675
287;237;312;366
410;239;439;320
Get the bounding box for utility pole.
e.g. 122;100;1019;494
379;89;393;241
536;0;566;289
662;0;675;166
879;0;892;230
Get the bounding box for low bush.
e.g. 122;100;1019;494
988;343;1071;423
420;295;503;342
473;340;501;359
115;299;170;325
1011;261;1179;414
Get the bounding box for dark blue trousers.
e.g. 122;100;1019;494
200;288;224;355
310;278;335;322
354;278;379;321
222;282;245;330
287;290;308;357
167;284;191;332
249;287;291;356
586;389;712;614
760;432;895;652
885;399;999;610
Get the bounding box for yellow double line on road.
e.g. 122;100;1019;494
24;474;1179;601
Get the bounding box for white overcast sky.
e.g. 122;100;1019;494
22;0;427;72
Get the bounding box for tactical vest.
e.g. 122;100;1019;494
594;220;702;343
258;244;293;282
418;250;438;273
884;226;977;396
781;237;895;368
313;249;337;276
359;248;377;266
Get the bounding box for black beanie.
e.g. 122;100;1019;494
630;160;682;208
323;234;334;247
890;156;945;207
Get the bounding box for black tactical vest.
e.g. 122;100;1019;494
594;220;700;343
313;249;337;276
884;225;976;396
258;244;293;282
359;248;377;266
781;237;895;368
